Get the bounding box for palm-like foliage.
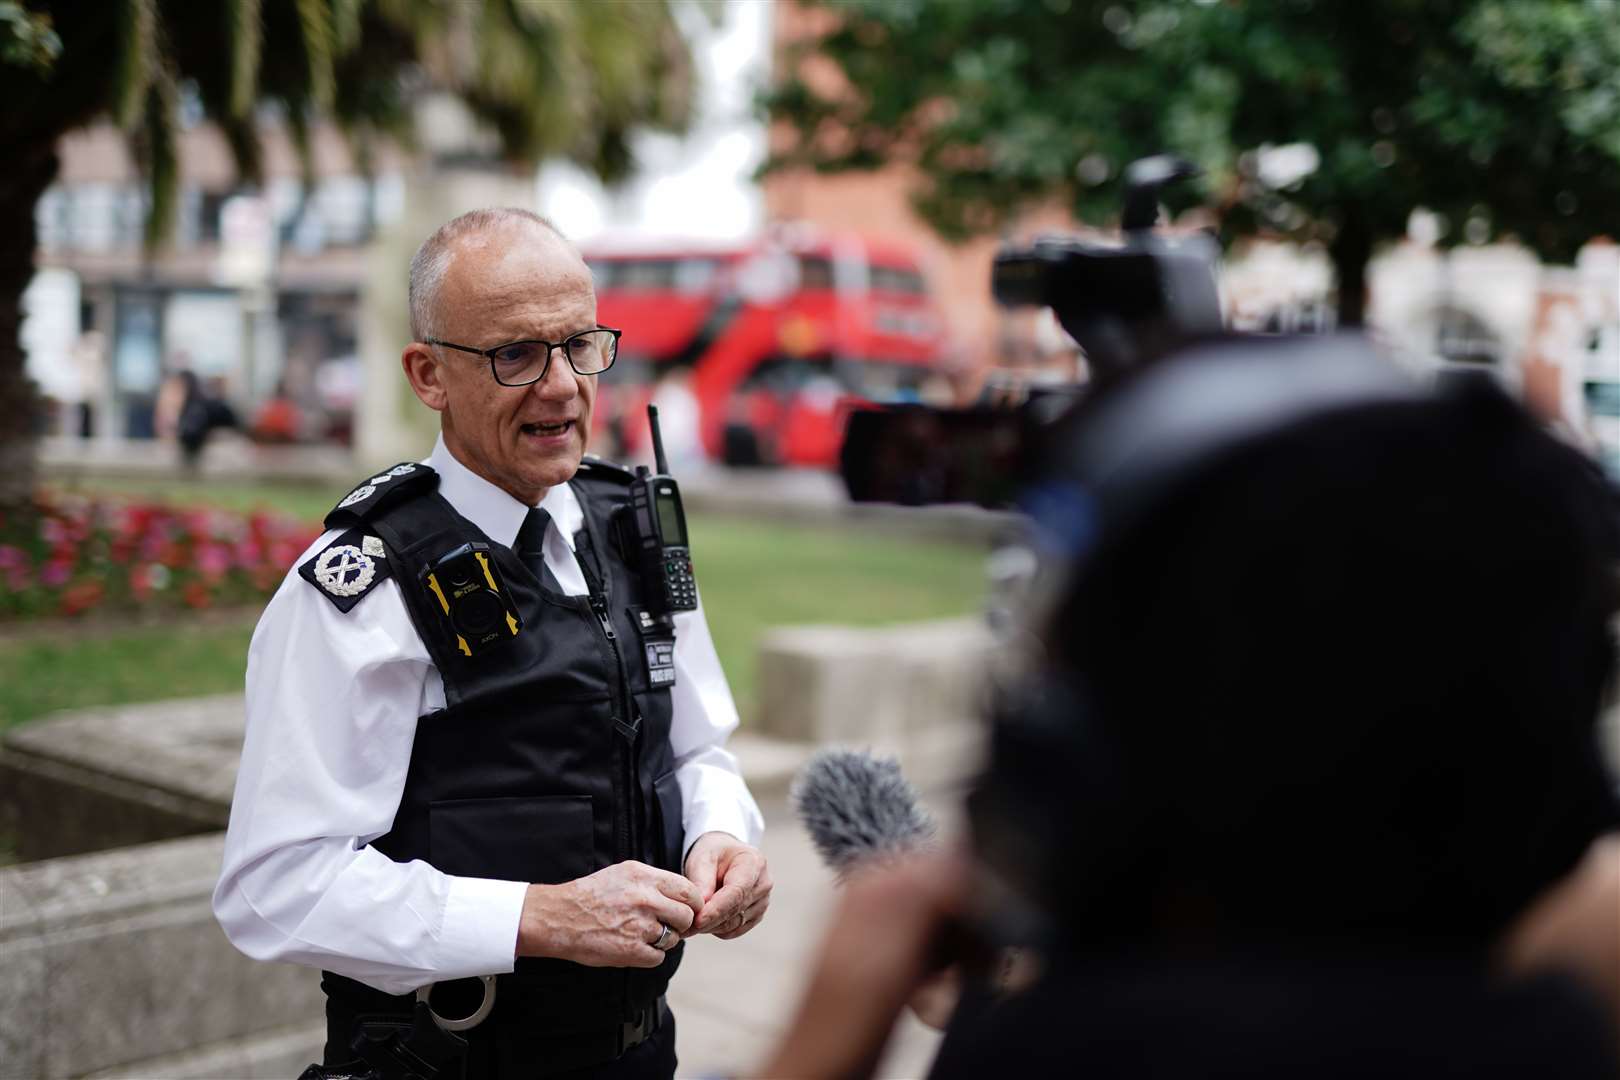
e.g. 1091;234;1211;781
0;0;700;505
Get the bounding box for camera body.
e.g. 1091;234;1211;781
991;155;1223;381
840;155;1224;509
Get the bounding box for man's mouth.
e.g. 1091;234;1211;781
521;420;574;438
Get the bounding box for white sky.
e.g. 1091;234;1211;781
537;0;773;244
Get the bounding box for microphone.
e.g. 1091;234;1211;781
791;748;937;878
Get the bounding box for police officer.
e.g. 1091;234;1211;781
214;208;770;1079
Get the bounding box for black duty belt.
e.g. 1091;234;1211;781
315;973;665;1079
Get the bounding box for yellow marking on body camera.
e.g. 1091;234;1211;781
426;573;451;614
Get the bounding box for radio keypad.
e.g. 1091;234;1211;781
664;554;696;610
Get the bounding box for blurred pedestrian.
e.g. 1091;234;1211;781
251;378;303;443
70;329;106;438
156;369;233;472
650;366;705;471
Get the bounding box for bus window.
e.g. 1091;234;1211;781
834;358;927;401
869;265;927;295
674;258;721;294
737;354;835;396
619;260;679;290
798;256;835;291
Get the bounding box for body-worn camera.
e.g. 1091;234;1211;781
422;542;522;657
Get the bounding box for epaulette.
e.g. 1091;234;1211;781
299;527;395;612
323;462;438;529
574;455;637;485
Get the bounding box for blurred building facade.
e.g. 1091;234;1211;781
26;115;408;445
23;0;1616;471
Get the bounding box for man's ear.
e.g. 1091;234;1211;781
402;343;448;412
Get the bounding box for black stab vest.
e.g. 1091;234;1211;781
319;462;686;1050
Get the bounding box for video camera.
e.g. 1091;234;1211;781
840;154;1224;508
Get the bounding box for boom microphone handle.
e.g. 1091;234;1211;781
648;405;671;476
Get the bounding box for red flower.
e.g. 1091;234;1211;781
59;580;104;616
184;581;212;609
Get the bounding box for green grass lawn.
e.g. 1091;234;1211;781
3;481;988;731
49;474;339;523
0;620;259;732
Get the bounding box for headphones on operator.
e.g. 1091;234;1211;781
968;332;1620;953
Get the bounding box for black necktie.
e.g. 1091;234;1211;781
515;507;551;584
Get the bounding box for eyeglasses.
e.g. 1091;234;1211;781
424;327;621;387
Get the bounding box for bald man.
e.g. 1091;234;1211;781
216;209;769;1080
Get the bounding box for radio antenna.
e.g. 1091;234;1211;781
647;404;671;476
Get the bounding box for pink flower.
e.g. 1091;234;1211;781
198;543;231;581
40;561;71;588
236;540;264;568
0;545;22;570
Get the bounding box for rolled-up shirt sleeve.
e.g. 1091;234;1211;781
668;597;764;858
212;540;527;997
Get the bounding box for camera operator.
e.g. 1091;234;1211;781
765;152;1620;1074
766;332;1620;1077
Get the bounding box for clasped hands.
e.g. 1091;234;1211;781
517;831;772;969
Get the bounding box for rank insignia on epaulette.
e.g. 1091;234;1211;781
324;463;437;530
299;529;394;612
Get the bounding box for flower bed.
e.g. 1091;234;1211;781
0;493;320;619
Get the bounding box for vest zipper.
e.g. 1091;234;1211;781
576;511;647;1021
588;590;638;862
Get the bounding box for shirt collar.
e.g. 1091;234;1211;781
428;434;584;550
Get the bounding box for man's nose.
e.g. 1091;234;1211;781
531;350;580;400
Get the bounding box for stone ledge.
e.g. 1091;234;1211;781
83;1019;326;1080
756;617;995;747
4;694;245;813
0;834;322;1079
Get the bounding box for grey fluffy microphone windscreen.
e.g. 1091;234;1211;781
791;748;937;878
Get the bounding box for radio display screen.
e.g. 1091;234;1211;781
656;489;686;545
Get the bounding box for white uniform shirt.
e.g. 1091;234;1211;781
213;437;763;996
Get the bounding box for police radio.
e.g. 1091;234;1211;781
623;405;697;614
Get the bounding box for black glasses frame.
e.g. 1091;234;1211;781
424;326;622;386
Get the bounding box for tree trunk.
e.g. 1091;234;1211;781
0;144;57;509
1330;215;1373;329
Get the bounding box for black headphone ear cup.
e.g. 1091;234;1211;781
971;673;1159;942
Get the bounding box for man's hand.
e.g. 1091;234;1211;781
517;861;703;968
684;831;772;938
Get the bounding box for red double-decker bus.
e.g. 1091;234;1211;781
583;226;947;468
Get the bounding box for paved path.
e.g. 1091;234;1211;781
668;785;960;1079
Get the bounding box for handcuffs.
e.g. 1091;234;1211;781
416;974;497;1031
